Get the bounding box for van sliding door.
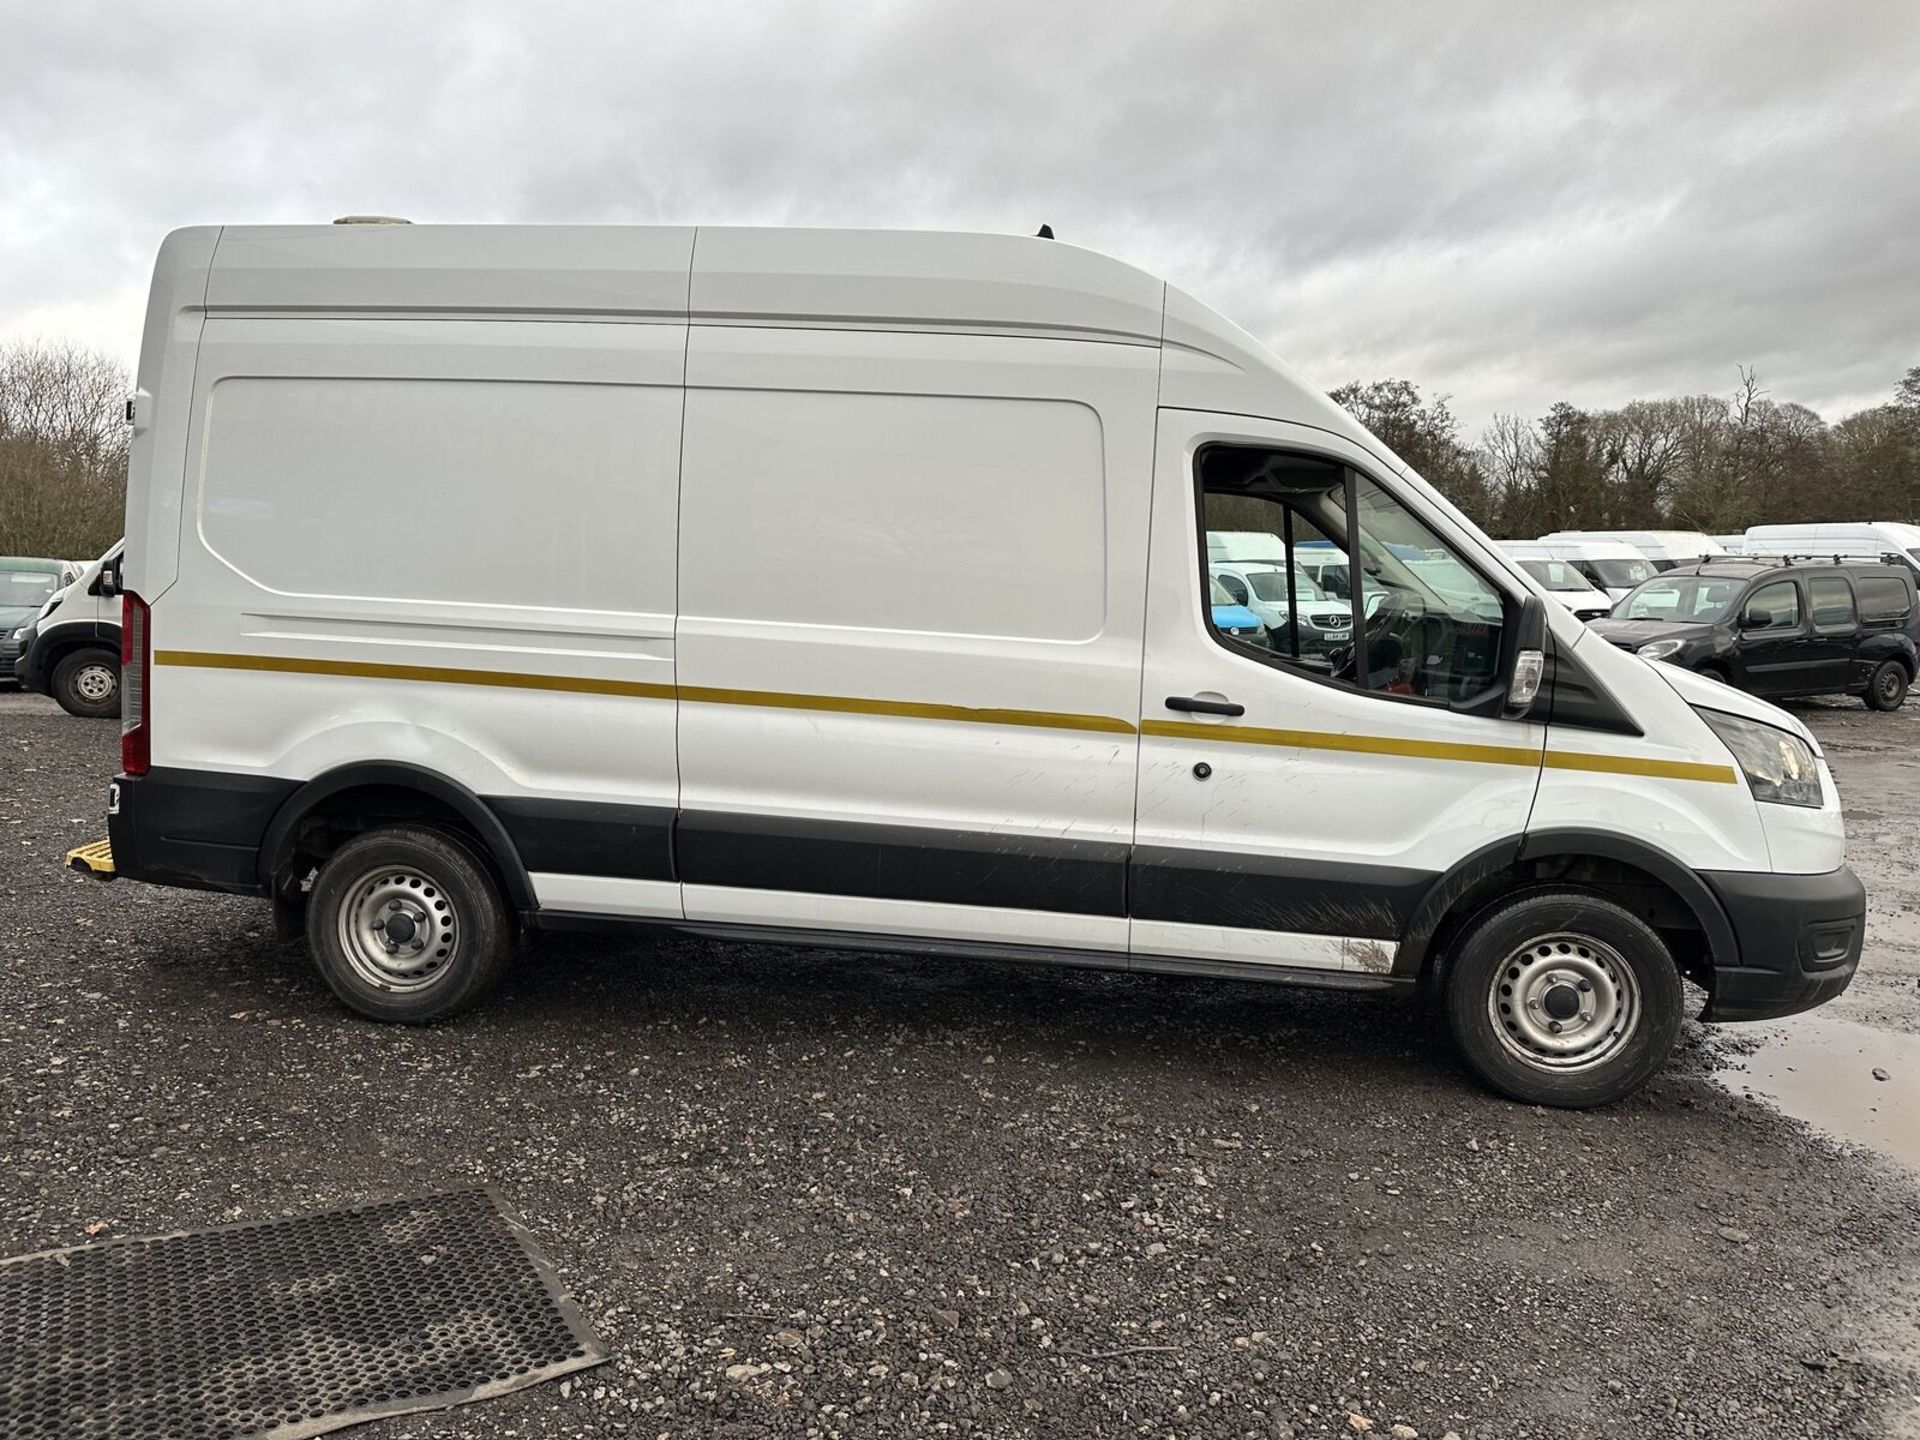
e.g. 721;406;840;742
672;325;1157;953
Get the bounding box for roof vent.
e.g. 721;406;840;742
332;215;412;225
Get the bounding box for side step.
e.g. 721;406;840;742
65;839;116;881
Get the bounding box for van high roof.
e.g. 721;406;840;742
162;223;1375;457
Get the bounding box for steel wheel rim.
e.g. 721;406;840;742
1881;668;1903;702
336;865;460;993
74;663;116;703
1488;931;1640;1073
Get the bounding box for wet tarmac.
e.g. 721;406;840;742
1716;1012;1920;1169
1718;698;1920;1174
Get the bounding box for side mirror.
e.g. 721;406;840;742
96;554;122;599
1739;608;1772;631
1502;595;1548;720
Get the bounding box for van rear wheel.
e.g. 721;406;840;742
1865;659;1909;712
1442;889;1683;1108
305;826;512;1022
51;647;121;718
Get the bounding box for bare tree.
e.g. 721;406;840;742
0;339;131;557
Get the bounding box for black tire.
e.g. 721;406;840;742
305;825;512;1022
50;647;121;719
1442;889;1684;1108
1864;659;1909;712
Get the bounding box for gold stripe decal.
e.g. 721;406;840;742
1142;717;1736;783
153;651;1127;734
154;650;1736;783
1142;718;1542;769
677;684;1135;735
154;650;677;700
1543;750;1737;784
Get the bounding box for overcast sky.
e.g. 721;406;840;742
2;0;1915;434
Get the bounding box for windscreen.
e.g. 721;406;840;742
3;570;60;605
1517;559;1592;592
1590;557;1654;587
1617;577;1747;622
1247;569;1323;602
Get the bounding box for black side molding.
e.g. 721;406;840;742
676;810;1129;917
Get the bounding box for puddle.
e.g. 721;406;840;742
1715;1013;1920;1170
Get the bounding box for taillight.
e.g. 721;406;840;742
121;591;151;776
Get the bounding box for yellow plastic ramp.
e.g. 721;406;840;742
65;839;116;881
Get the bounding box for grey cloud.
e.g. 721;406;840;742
2;0;1914;431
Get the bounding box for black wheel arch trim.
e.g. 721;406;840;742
1513;828;1737;966
1395;829;1740;978
257;761;537;911
1392;836;1525;976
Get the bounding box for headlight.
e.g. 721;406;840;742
1637;639;1685;662
1697;709;1822;808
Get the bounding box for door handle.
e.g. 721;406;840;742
1164;695;1245;717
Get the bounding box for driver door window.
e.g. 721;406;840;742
1744;581;1801;631
1198;448;1505;706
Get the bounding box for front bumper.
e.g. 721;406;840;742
0;628;23;682
12;622;44;691
1699;865;1864;1021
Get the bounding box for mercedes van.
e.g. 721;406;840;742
76;224;1864;1108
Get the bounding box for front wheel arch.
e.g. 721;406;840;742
1407;831;1735;994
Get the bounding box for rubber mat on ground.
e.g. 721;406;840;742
0;1187;606;1439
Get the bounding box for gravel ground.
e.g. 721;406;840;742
3;688;1918;1440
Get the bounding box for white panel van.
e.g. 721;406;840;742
83;224;1865;1108
1744;522;1920;575
1542;530;1726;573
1540;539;1658;603
16;540;125;716
1493;542;1614;619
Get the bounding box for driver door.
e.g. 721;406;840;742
1131;414;1547;974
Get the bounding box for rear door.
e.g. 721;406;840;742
1132;413;1544;977
1733;579;1809;695
1802;574;1861;692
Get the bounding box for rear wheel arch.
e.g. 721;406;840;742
258;763;535;913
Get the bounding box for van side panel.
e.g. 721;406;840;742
125;227;220;602
674;325;1157;950
154;316;686;912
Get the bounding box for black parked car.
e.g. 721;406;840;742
1589;558;1918;710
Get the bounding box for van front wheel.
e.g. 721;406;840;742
1442;890;1683;1108
305;826;512;1023
51;647;121;718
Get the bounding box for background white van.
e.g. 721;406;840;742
17;539;124;717
1540;539;1658;602
85;223;1865;1109
1542;530;1725;573
1743;522;1920;574
1495;541;1614;619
